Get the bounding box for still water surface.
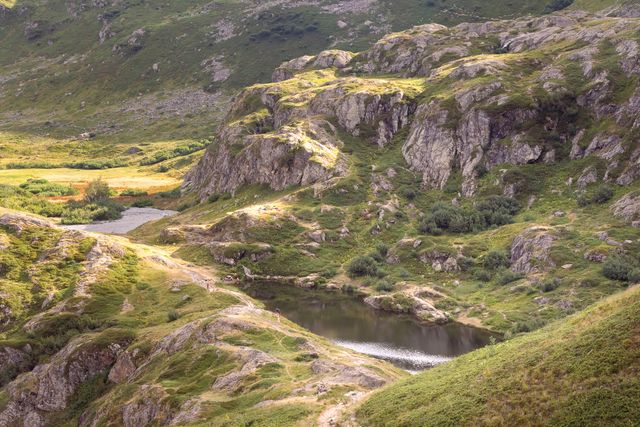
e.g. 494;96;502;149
62;207;177;234
240;282;495;372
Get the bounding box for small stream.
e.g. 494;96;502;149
61;207;177;234
240;282;495;372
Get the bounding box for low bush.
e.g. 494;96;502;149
84;179;112;203
484;250;510;270
375;280;395;292
419;196;520;235
120;189;148;197
131;199;154;208
19;179;77;197
139;140;209;166
347;256;380;278
602;255;639;282
578;185;614;207
538;279;560;292
473;269;492;282
497;270;524;285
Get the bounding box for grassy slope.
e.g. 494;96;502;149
0;209;404;426
357;284;640;426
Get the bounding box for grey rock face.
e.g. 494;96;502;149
510;227;556;274
612;192;640;223
403;103;539;196
185;120;347;198
0;335;131;426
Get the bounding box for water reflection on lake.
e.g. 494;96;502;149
61;207;177;234
240;282;495;372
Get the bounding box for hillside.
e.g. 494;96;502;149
0;0;550;172
3;0;640;426
139;3;640;336
0;210;404;426
356;284;640;426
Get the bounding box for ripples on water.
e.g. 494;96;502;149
334;340;452;373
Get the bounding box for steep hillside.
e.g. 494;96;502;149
356;284;640;426
0;210;403;426
150;4;640;335
0;0;550;172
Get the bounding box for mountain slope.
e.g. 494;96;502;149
0;0;550;170
164;4;640;335
356;284;640;426
0;210;403;426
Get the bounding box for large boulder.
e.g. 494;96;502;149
510;227;557;274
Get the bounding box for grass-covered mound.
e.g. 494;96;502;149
357;285;640;426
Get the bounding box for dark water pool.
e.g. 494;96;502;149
239;282;495;372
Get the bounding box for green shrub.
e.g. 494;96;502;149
19;179;77;197
131;199;153;208
84;179;111;204
473;269;492;282
167;309;180;322
419;197;519;235
139;140;209;166
484;250;509;270
592;185;614;204
120;189;148;197
375;280;395;292
578;185;615;207
602;255;638;282
544;0;574;13
458;256;476;272
538;279;560;292
347;256;380;278
497;270;524;285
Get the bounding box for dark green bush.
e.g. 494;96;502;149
458;256;476;272
544;0;574;13
347;256;380;278
131;199;153;208
473;269;492;282
538;279;560;292
419;196;520;235
484;250;510;270
578;185;615;207
167;309;180;322
120;189;148;197
84;179;111;204
497;270;524;285
19;179;77;197
602;255;638;282
375;280;395;292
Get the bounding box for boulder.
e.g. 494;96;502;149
510;227;556;274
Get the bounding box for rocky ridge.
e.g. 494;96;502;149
187;7;640;198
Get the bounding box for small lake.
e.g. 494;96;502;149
62;207;177;234
239;282;495;372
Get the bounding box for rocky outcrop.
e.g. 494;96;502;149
184;120;347;198
612;192;640;223
510;227;556;274
0;334;132;427
403;103;540;196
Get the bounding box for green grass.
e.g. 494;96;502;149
357;285;640;426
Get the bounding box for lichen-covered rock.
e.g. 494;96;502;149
510;227;556;274
184;120;347;198
612;192;640;223
403;103;540;196
0;334;132;426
